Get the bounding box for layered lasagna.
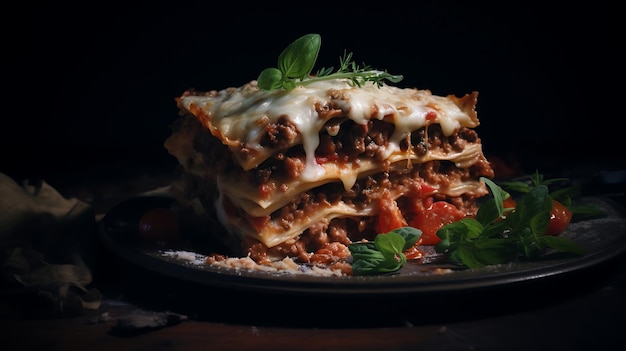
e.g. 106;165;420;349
164;78;494;272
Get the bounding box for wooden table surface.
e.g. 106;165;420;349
2;162;625;351
2;252;625;351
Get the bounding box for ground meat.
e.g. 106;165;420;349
309;242;351;265
315;101;345;120
253;236;312;265
240;122;486;191
259;115;299;148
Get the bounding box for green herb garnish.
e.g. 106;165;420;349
498;171;607;218
434;175;592;269
257;33;403;91
348;172;607;275
349;227;421;276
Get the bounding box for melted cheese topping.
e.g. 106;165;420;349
178;79;480;183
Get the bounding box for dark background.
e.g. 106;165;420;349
2;1;624;184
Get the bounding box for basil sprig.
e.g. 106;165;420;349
434;176;591;269
257;33;403;91
349;227;421;276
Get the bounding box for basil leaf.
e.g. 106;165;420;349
457;245;483;269
551;185;580;204
481;218;510;239
461;218;485;240
540;235;587;255
529;210;550;235
473;238;518;265
435;220;466;251
499;180;532;193
349;231;416;275
509;185;551;227
277;33;320;79
375;232;405;255
351;251;387;275
257;68;283;91
481;177;507;218
390;226;422;250
349;241;377;253
475;198;501;226
350;246;399;275
570;204;607;218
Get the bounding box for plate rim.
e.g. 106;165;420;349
97;195;626;296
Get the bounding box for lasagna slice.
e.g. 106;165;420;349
164;79;494;268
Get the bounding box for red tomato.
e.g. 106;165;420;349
545;200;573;235
138;208;180;243
403;245;424;260
375;189;407;234
410;202;465;245
502;197;572;236
425;111;437;122
503;197;516;209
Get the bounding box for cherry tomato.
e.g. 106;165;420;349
502;197;572;236
545;200;572;236
410;201;465;245
138;208;180;243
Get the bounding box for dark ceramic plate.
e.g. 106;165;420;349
98;193;626;297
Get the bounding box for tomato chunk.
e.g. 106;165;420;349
503;197;516;209
375;189;407;234
410;201;465;245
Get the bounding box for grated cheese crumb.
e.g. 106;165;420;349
160;250;346;276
